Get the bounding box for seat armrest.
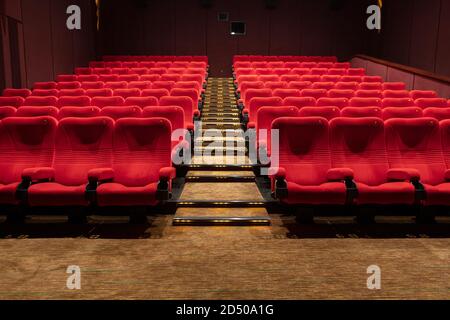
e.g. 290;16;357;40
186;123;194;131
445;169;450;181
88;168;114;183
247;122;256;129
327;168;354;181
243;108;249;115
22;167;55;181
387;168;421;181
193;109;201;117
268;167;286;179
159;167;176;181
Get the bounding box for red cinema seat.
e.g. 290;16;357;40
268;62;284;69
321;75;341;83
104;81;128;90
410;90;437;100
159;96;198;125
333;62;351;69
143;106;186;132
300;75;321;83
416;98;448;109
251;106;299;155
105;62;123;68
235;69;255;79
139;62;155;68
58;106;101;119
180;74;204;87
170;88;200;109
358;82;383;91
330;117;415;205
129;68;148;75
349;97;381;107
3;88;32;98
290;68;311;76
283;62;301;69
382;90;410;99
113;89;141;99
58;89;86;97
283;97;316;108
173;81;202;94
299;106;340;120
259;75;280;82
382;107;423;120
287;81;312;90
95;118;175;206
317;62;334;69
86;88;113;98
300;62;317;68
34;82;57;90
347;68;365;76
57;96;91;108
423;108;450;121
81;81;105;90
355;90;382;98
57;82;82;90
270;117;347;205
317;98;349;109
382;98;415;108
124;96;158;108
152;81;176;91
234;62;252;69
238;81;264;96
148;68;168;75
92;68;112;75
75;67;92;75
99;75;119;82
301;89;327;100
362;76;383;83
101;106;142;120
382;82;406;91
237;75;259;84
327;89;354;99
140;74;161;82
77;75;100;82
118;74;140;82
243;88;272;107
0;96;25;107
385;118;447;206
32;89;59;97
252;62;268;69
91;96;125;108
327;69;347;76
272;89;301;100
16;106;59;118
111;68;130;75
335;82;359;91
141;89;170;100
280;75;301;83
310;68;328;76
161;74;181;82
0;107;16;119
24;96;58;107
341;107;381;118
0;116;57;205
265;81;288;90
244;97;283;124
255;68;273;76
155;62;172;68
57;75;78;82
27;117;114;207
122;62;139;68
272;68;291;76
311;82;335;90
341;76;362;83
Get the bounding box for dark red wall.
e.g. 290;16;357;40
99;0;368;76
364;0;450;78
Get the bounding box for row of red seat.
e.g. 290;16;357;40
270;116;450;207
89;61;207;69
235;67;363;78
233;55;337;63
0;116;177;208
75;67;207;77
53;74;205;85
102;55;208;63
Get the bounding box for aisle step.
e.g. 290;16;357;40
173;216;271;226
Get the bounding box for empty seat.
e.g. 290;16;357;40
0;116;57;205
333;62;351;69
57;96;91;108
238;81;264;94
362;76;383;83
317;62;334;69
317;98;349;109
382;82;406;91
312;82;335;90
265;81;288;91
75;67;92;75
272;68;290;76
161;74;181;82
385;118;447;206
300;75;321;83
31;89;59;97
310;68;328;76
27;117;114;207
111;68;130;75
105;62;123;68
129;68;148;75
320;75;341;83
3;88;32;98
327;89;354;99
382;90;410;98
105;81;128;89
58;89;86;97
382;107;423;120
148;68;168;75
423;108;450;121
349;97;381;107
347;68;365;76
244;97;283;124
122;62;139;68
410;90;437;100
0;96;25;107
341;107;381;118
86;88;113;98
152;81;176;91
159;96;198;125
300;62;317;68
280;75;301;82
330;117;415;205
272;89;301;99
101;106;142;120
57;82;82;90
416;98;448;109
99;75;119;82
290;68;311;76
170;88;200;109
118;74;140;82
58;106;101;119
92;68;112;75
335;82;359;91
287;81;312;90
341;76;362;83
243;89;272;106
124;96;159;108
327;69;347;76
283;97;316;108
0;106;16;119
23;96;58;107
113;88;141;99
259;75;280;82
355;90;382;98
141;89;170;100
91;96;125;108
57;75;78;82
283;62;301;69
95;118;175;207
34;82;57;90
299;106;340;120
301;89;327;99
16;106;59;118
77;75;100;82
80;82;104;91
140;74;161;82
382;98;415;108
270;117;347;205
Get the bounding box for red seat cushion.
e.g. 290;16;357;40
285;182;347;205
27;183;87;206
0;182;20;204
356;182;415;205
96;182;158;206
